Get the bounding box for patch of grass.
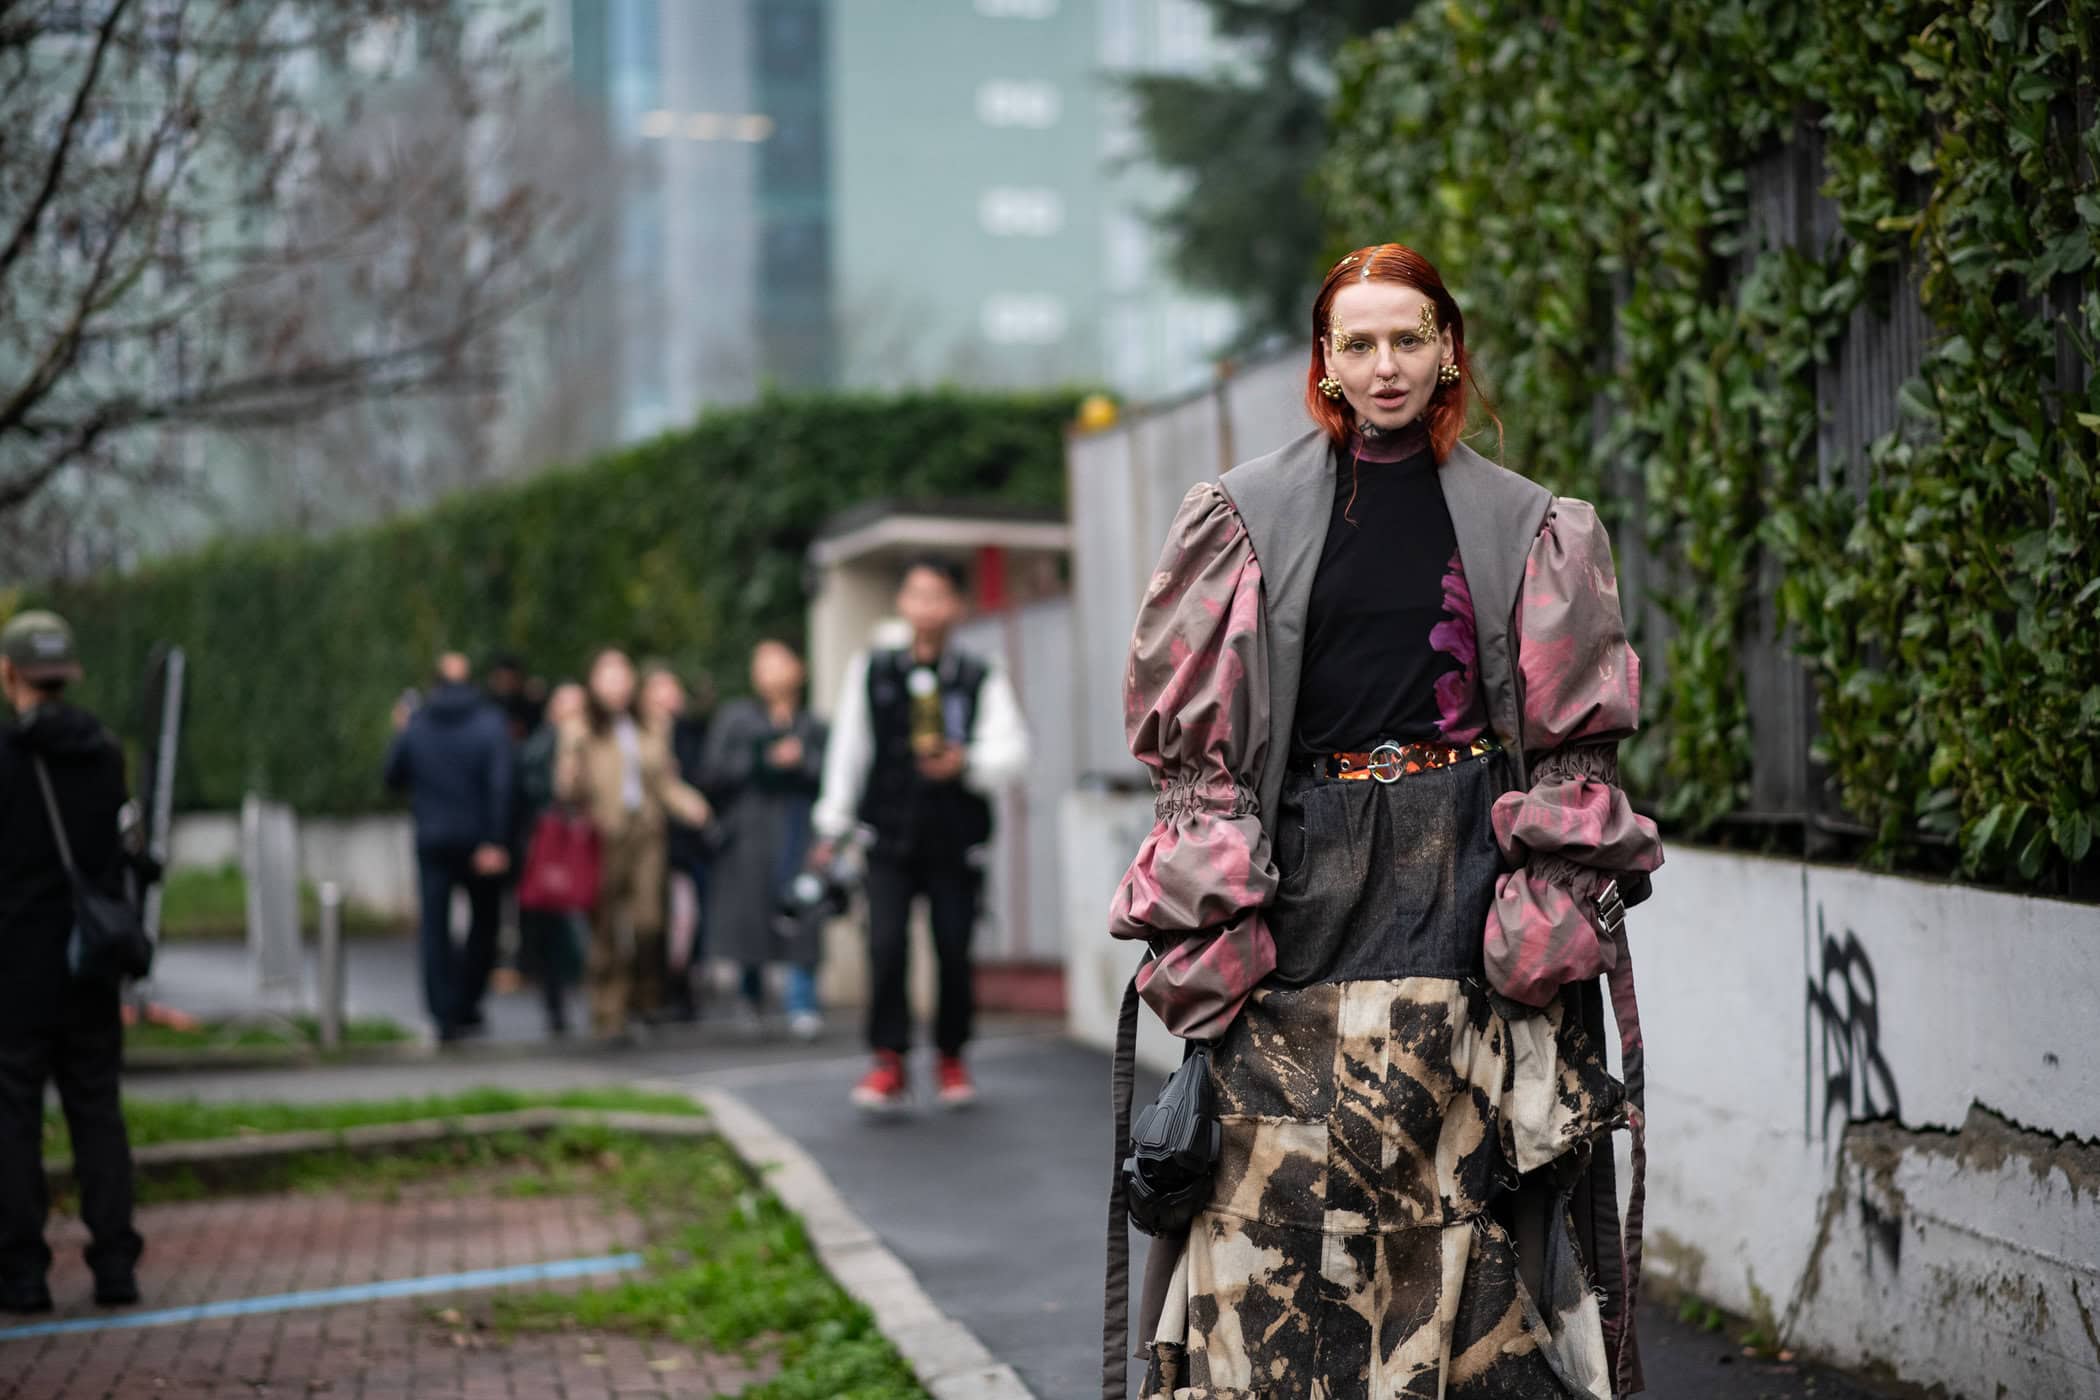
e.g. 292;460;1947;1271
493;1134;927;1399
1741;1272;1783;1356
1676;1295;1726;1334
124;1128;561;1207
125;1014;411;1052
59;1109;925;1399
158;862;403;940
43;1085;702;1156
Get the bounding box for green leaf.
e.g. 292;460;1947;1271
2016;823;2051;881
2064;813;2094;863
1966;804;2012;864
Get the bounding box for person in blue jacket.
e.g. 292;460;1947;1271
384;651;515;1042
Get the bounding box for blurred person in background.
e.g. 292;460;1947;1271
516;681;587;1036
558;648;710;1043
0;611;144;1312
384;651;514;1043
812;557;1030;1111
640;664;713;1023
484;652;537;743
484;650;537;998
702;640;829;1040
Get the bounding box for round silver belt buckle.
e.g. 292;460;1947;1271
1367;741;1404;783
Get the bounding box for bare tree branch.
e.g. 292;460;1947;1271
0;0;614;558
0;0;133;282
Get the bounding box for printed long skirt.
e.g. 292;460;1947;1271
1144;752;1625;1400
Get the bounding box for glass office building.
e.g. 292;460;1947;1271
563;0;1236;441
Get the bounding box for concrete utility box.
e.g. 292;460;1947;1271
804;500;1074;1017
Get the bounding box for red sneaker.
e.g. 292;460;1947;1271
935;1054;977;1109
851;1051;910;1113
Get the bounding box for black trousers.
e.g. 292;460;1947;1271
863;850;980;1056
415;845;502;1032
0;1012;142;1284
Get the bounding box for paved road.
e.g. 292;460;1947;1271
147;933;574;1045
124;939;1892;1398
655;1037;1887;1400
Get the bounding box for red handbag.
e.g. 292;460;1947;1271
518;809;602;914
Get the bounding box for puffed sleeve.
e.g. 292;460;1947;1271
1485;498;1665;1007
1108;483;1279;1041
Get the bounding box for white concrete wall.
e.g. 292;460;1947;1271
1063;824;2100;1397
172;811;419;921
1637;848;2100;1399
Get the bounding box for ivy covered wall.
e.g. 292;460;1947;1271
1326;1;2097;889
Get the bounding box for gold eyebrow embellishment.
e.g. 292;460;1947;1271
1330;323;1358;354
1417;300;1439;342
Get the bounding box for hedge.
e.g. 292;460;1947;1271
25;388;1084;814
1326;1;2098;890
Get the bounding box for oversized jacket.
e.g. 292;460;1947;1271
1110;429;1663;1038
1108;428;1665;1391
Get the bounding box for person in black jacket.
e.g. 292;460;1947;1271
0;611;144;1313
384;652;515;1042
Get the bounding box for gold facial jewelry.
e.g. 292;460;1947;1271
1329;323;1356;355
1437;361;1461;386
1318;375;1343;401
1417;300;1440;343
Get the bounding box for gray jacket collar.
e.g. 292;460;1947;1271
1219;429;1552;826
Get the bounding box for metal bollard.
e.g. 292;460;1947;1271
317;882;345;1051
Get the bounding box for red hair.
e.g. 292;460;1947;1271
1305;243;1499;462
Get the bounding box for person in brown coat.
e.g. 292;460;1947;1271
556;648;710;1041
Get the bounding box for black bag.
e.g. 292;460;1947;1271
32;756;153;985
1122;1042;1220;1236
1102;962;1221;1399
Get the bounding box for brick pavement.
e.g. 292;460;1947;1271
1;1173;776;1400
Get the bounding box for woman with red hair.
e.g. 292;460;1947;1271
1108;245;1664;1398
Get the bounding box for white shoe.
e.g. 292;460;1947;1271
788;1010;825;1042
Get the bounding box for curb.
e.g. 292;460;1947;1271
41;1107;713;1185
690;1086;1039;1400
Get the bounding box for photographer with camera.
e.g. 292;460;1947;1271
811;557;1029;1113
0;611;146;1314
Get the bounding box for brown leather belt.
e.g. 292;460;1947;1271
1320;735;1500;783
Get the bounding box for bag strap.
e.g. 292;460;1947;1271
1603;932;1648;1396
30;755;79;880
1101;964;1143;1400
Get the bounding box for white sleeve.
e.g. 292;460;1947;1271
813;651;874;841
963;662;1030;796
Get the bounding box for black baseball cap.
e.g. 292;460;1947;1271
0;610;82;684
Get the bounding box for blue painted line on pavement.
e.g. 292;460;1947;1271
0;1251;645;1343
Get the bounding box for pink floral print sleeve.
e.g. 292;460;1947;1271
1109;484;1279;1040
1484;499;1666;1006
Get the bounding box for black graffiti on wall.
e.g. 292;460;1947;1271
1803;907;1904;1147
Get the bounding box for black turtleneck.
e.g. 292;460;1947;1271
1294;422;1487;755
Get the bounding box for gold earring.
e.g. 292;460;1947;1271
1318;375;1343;400
1437;362;1460;387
